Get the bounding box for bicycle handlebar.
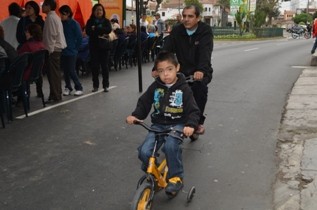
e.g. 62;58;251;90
133;121;184;141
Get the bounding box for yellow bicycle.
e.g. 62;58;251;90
130;121;195;210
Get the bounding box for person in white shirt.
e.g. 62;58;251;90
154;13;165;36
42;0;67;102
140;14;149;29
0;3;21;49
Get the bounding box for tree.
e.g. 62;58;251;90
254;9;266;27
215;0;230;27
235;3;247;35
256;0;279;26
293;13;313;24
184;0;203;14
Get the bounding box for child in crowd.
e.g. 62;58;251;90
126;51;200;196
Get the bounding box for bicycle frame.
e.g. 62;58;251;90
135;122;183;189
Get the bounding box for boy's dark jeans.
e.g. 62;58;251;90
138;123;184;179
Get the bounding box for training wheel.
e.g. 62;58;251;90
190;134;199;141
187;186;196;202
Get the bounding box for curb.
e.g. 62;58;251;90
274;68;317;210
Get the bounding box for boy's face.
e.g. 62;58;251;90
156;61;179;85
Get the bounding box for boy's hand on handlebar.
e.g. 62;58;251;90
193;71;204;81
126;116;143;125
183;126;195;137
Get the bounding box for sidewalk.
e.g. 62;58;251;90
274;66;317;209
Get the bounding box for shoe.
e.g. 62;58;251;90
312;50;315;54
92;88;98;92
74;90;83;96
195;124;205;135
45;98;61;104
63;88;71;96
165;177;183;197
103;87;109;92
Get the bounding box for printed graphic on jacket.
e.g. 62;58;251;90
153;88;184;120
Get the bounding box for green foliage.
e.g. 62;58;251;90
235;4;247;35
254;9;266;27
254;0;279;26
214;33;256;40
215;0;230;9
293;13;313;24
184;0;203;14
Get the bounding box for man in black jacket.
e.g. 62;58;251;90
163;5;213;135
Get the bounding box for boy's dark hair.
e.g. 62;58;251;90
59;5;73;17
26;24;43;41
8;2;22;17
154;51;178;69
43;0;57;10
183;5;201;17
25;1;40;16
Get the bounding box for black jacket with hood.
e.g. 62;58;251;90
131;74;200;128
163;21;213;84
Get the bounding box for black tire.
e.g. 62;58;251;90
187;186;196;203
292;33;299;39
131;182;154;210
304;32;311;39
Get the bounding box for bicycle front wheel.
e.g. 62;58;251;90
131;182;154;210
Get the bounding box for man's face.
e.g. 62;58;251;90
182;8;200;30
41;3;50;14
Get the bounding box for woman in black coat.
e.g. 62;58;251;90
85;3;112;92
16;1;44;48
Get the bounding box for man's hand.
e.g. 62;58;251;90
183;126;195;137
126;116;142;125
193;71;204;81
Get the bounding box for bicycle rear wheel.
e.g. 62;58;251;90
131;182;154;210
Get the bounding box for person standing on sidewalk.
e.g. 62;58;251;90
85;4;112;92
42;0;66;103
163;5;213;135
311;18;317;54
59;5;83;97
0;2;21;49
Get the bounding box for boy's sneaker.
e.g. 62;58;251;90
63;89;71;96
74;90;83;96
165;177;183;197
195;124;205;135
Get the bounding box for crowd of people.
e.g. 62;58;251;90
0;0;173;103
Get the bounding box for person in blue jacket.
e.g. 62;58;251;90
59;5;83;96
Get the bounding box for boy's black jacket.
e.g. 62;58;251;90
132;74;200;128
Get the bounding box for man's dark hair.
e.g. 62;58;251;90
25;1;40;16
183;5;201;17
59;5;73;17
154;51;178;70
43;0;57;10
8;2;21;17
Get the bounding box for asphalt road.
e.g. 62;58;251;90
0;37;313;210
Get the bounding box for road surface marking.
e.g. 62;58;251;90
291;66;314;69
16;86;117;119
244;48;258;52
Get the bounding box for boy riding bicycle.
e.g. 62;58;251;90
126;51;200;196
